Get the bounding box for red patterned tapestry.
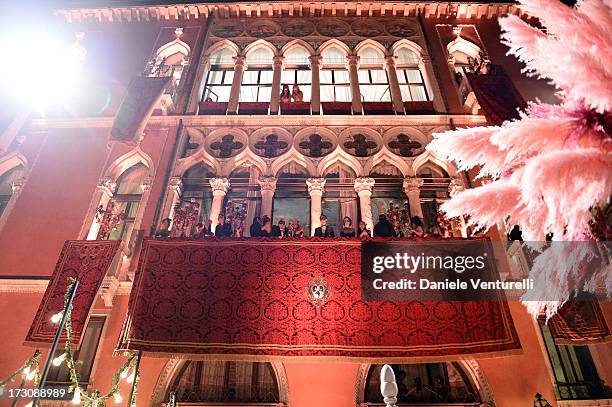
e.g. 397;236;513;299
110;76;170;144
549;298;611;345
117;238;521;361
25;240;121;346
466;65;526;126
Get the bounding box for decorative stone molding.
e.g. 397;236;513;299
209;177;231;195
168;176;183;193
0;278;49;293
308;54;322;67
273;55;285;67
97;177;117;197
99;275;120;307
258;176;278;191
353;177;375;195
448;176;466;197
10;177;26;194
346;54;360;68
306;177;326;195
141;176;154;192
234;55;247;68
402;176;423;193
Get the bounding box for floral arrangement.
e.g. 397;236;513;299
173;199;200;236
386;200;413;236
94;200;125;240
225;198;248;237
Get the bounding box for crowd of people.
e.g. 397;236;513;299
155;213;448;239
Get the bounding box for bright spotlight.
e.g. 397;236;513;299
0;31;83;110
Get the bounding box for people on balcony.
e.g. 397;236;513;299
288;220;305;237
374;214;394;237
154;218;172;238
292;84;304;102
260;215;273;236
314;215;335;237
215;215;234;237
358;221;371;238
272;219;289;238
340;217;356;237
280;85;292;103
250;216;262;237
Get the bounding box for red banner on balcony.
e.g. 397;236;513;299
25;240;121;347
549;298;611;345
110;76;170;144
117;238;521;361
466;65;526;126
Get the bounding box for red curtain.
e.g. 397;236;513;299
117;238;521;361
25;240;120;347
549;298;611;345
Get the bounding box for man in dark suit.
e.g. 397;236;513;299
214;215;233;237
271;219;289;237
314;215;335;237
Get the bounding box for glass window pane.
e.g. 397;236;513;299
397;70;407;84
400;85;412;102
239;85;257;102
320;70;333;84
336;85;351;102
258;86;272;102
334;70;349;84
260;70;274;84
282;69;295;84
242;70;258;84
358;70;371;84
410;85;428;101
207;70;224;85
301;85;311;102
223;70;234;84
321;85;334;101
404;69;422;84
371;69;388;84
296;70;311;84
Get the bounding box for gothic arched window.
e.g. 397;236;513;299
364;363;481;405
395;47;429;102
321;46;351;102
241;46;275;103
169;361;280;404
203;47;237;102
282;46;312;102
357;45;390;102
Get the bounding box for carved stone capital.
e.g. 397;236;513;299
258;176;277;192
306;177;326;196
384;55;397;68
209;177;230;195
346;55;360;69
141;176;154;192
97;177;117;197
273;55;285;67
308;55;322;67
10;177;26;194
448;176;466;197
354;177;375;195
168;176;183;193
234;55;246;68
403;176;423;194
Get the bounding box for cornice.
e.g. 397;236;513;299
55;2;528;24
29;114;486;130
0;278;49;293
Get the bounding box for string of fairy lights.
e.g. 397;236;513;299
1;278;141;406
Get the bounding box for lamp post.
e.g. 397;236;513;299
380;365;398;407
534;393;553;407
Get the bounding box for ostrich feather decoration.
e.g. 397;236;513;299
427;0;612;317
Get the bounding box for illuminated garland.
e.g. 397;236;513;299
53;278;140;406
0;350;42;390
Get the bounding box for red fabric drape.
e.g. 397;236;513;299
549;298;611;345
466;65;526;126
25;240;121;346
117;238;521;361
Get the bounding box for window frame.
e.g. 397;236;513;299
320;68;351;102
358;68;391;102
239;67;274;103
202;66;235;102
396;68;430;102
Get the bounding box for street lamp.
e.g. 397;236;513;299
534;392;552;407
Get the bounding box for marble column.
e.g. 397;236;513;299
306;178;326;236
354;177;375;231
420;55;446;113
257;176;277;220
227;55;246;114
403;177;424;219
384;55;405;114
86;177;117;240
269;56;284;114
448;176;467;237
309;55;322;114
346;55;363;114
209;177;230;233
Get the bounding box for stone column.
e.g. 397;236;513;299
227;55;246;114
403;177;424;219
309;55;322;114
354;177;375;231
448;176;467;237
257;176;277;220
346;55;363;114
209;177;231;233
384;55;404;114
131;176;153;235
162;177;184;231
188;56;210;113
306;178;326;236
86;177;117;240
269;56;284;114
420;55;446;113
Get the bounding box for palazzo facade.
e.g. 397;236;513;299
0;1;610;407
